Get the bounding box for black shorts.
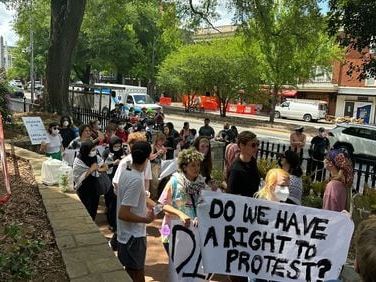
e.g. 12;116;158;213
118;236;147;270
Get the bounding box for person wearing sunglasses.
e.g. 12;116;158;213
227;130;261;198
40;122;64;160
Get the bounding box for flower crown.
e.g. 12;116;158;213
178;148;204;166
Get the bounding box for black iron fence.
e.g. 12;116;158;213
258;140;376;192
71;107;109;130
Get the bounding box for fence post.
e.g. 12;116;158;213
23;97;27;112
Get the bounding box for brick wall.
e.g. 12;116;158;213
332;48;366;87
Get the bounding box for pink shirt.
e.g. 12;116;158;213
323;180;347;212
224;143;240;177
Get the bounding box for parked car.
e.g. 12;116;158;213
328;124;376;158
274;99;328;122
8;85;25;98
9;79;23;89
27;81;44;91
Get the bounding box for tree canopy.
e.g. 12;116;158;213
157;37;261;116
233;0;342;122
328;0;376;79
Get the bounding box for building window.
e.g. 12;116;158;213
365;70;376;86
310;66;332;83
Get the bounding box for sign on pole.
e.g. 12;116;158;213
197;191;354;282
22;116;48;145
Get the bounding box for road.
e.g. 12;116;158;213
169;102;335;131
165;113;305;145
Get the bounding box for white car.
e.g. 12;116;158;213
328;124;376;158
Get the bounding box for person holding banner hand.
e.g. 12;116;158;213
158;148;219;253
323;149;353;212
255;168;290;203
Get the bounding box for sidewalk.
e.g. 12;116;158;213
95;202;169;281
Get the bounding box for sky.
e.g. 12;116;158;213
0;1;329;47
0;3;17;46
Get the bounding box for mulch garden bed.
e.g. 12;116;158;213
0;154;69;281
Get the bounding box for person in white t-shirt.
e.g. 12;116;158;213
117;141;155;281
110;132;152;251
113;132;152;193
40;122;63;160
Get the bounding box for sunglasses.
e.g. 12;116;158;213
52;127;59;130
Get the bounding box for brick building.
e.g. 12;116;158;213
293;47;376;124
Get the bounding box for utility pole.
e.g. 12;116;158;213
30;0;35;103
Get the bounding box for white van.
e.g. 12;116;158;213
93;83;161;113
274;99;328;122
70;83;162;113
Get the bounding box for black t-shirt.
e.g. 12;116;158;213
310;136;330;160
60;128;76;148
199;125;215;138
227;157;260;197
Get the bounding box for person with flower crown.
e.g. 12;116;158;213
323;149;354;212
157;148;219;254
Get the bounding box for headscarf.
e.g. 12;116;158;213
326;149;353;187
78;140;97;167
109;136;123;160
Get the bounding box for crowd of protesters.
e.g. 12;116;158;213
39;106;374;282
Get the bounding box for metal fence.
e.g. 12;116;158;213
71;107;109;130
258;140;376;192
7;98;34;113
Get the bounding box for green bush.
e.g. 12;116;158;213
0;73;11;121
257;159;279;179
301;194;323;209
0;223;44;280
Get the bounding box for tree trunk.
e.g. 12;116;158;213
220;97;228;117
269;85;279;123
46;0;86;115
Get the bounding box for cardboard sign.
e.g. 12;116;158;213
170;221;213;281
22;116;48;145
197;191;354;282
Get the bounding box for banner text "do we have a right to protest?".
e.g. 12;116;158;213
197;191;354;282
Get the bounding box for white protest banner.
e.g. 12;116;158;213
22;116;48;145
197;191;354;282
169;221;213;281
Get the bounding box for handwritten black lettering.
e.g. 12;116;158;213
295;240;317;259
287;260;300;279
203;226;218;247
242;204;270;225
271;258;288;278
226;250;239;273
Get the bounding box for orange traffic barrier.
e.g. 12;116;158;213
159;97;172;106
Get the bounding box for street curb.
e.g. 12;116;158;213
5;144;132;282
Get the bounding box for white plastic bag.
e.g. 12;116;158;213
41;158;63;185
58;163;74;192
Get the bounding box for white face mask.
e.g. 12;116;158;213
89;151;97;157
63;121;69;127
113;147;121;152
119;124;125;129
52;129;59;135
274;185;290;202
